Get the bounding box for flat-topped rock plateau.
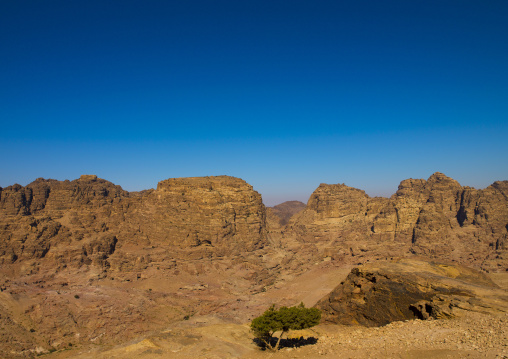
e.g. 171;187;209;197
0;173;507;358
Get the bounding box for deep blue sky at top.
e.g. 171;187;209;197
1;1;507;205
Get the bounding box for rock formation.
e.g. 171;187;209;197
2;172;506;274
315;259;508;327
0;175;271;356
284;172;508;271
141;176;266;254
0;175;267;269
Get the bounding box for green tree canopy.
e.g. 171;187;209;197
250;303;321;351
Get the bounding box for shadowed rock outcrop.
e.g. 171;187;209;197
315;259;508;327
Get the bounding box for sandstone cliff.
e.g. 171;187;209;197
0;175;267;269
3;172;506;274
284;173;508;272
0;175;271;356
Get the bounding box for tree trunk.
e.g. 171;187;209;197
274;330;286;351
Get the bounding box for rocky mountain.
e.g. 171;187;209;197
0;175;271;356
267;201;306;227
4;172;505;274
0;175;267;268
283;172;508;272
0;172;507;357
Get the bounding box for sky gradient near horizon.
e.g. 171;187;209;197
1;1;507;206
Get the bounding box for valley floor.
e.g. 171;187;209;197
45;269;508;359
48;311;508;359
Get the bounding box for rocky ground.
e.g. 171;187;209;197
42;312;508;358
26;268;508;359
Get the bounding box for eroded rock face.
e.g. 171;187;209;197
144;176;266;253
286;173;508;271
0;175;267;270
0;175;271;356
315;259;508;327
0;175;128;217
0;176;127;269
3;172;506;273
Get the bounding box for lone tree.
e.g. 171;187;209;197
250;303;321;351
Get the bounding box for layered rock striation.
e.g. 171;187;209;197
315;259;508;327
0;175;267;271
0;175;270;356
285;172;508;271
1;172;507;273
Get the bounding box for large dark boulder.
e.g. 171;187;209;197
315;259;508;327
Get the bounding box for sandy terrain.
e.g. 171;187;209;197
45;267;508;359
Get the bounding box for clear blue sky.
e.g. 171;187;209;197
1;1;507;206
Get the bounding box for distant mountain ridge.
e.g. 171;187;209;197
268;200;306;226
1;172;507;271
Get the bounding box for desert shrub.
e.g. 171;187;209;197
250;303;321;351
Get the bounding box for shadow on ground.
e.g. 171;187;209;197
253;336;318;350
